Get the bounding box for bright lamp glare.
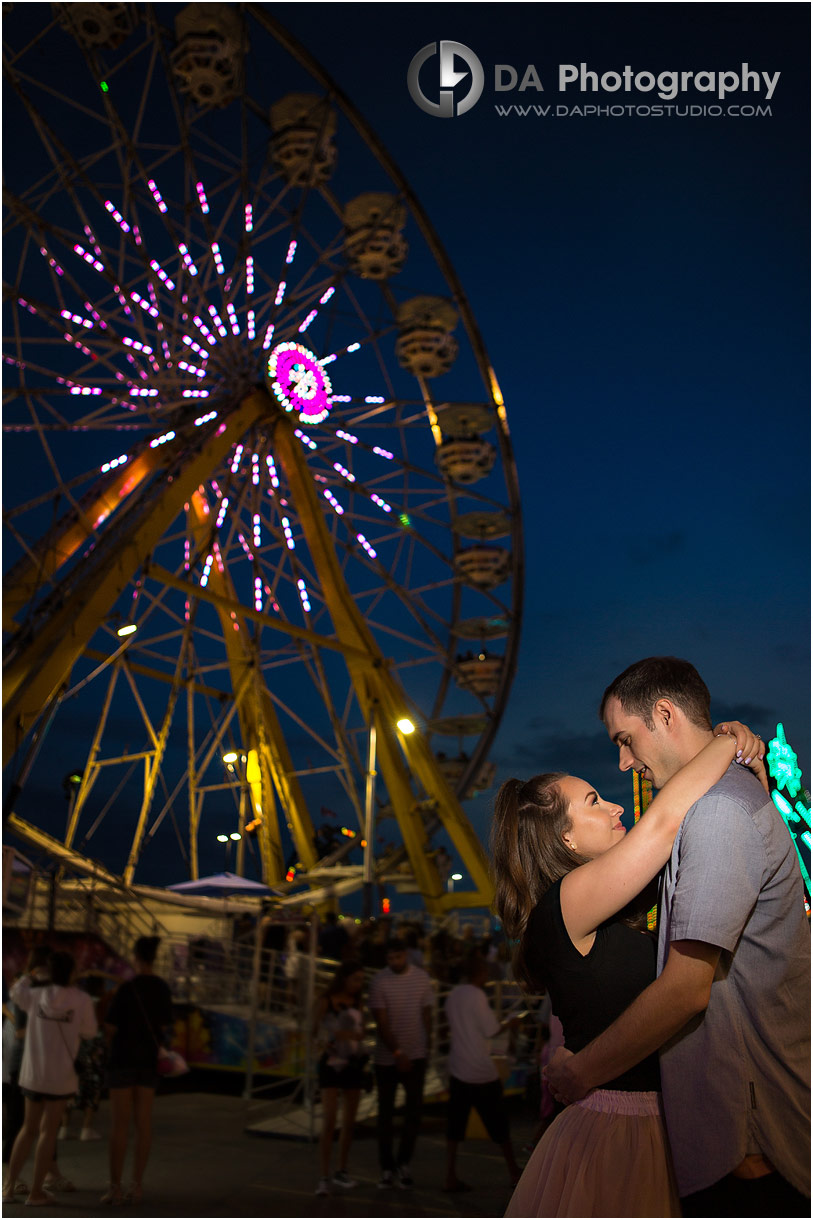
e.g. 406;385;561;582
222;752;238;764
230;832;241;841
216;834;228;843
117;623;137;637
451;873;463;881
397;718;415;734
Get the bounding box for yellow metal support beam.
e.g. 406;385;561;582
266;392;493;913
3;396;268;767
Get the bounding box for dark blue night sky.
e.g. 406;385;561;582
3;3;809;894
277;2;810;836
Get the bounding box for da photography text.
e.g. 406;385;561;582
407;42;781;118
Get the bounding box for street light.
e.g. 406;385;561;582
362;714;417;919
448;871;463;894
216;831;242;869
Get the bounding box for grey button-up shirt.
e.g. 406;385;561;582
657;764;810;1197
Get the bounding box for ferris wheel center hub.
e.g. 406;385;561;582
265;341;333;426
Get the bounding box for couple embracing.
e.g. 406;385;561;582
493;656;810;1218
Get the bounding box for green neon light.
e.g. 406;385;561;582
767;723;803;799
796;801;811;830
399;513;411;528
100;81;109;92
772;790;796;819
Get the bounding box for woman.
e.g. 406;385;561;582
102;935;173;1205
3;950;96;1207
312;960;368;1196
492;722;765;1217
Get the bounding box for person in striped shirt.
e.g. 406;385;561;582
369;938;434;1190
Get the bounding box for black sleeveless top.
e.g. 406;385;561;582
525;878;661;1091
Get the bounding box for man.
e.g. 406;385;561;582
368;937;434;1190
545;656;810;1216
443;954;521;1192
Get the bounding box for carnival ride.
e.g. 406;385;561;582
3;4;523;915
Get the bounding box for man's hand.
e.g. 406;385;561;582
542;1046;588;1105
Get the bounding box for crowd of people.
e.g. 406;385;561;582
2;936;171;1207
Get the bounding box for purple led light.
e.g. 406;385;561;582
247;309;256;340
73;244;104;273
298;309;318;334
245;204;253;232
211;242;225;275
104;200;131;233
196;182;210;214
178;243;198;277
285;240;297;265
274;281;286;306
226;303;240;335
319;286;335;305
147;179;168;213
262;324;275;351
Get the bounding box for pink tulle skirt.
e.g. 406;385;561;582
506;1089;680;1217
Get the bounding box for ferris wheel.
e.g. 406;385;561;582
2;3;522;916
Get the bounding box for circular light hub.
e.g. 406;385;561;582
266;341;332;425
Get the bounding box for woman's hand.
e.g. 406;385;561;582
713;721;770;795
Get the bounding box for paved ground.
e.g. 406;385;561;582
2;1089;539;1218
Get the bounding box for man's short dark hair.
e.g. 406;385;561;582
386;937;406;954
599;656;712;730
134;935;161;964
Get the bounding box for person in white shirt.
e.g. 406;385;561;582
369;937;434;1190
3;950;96;1207
443;954;521;1192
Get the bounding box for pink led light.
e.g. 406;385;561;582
265;455;280;488
196;182;210;214
150;259;176;291
178;243;198;277
346;342;361;353
370;493;392;513
122;336;153;354
285;240;297;265
73;244;104;272
146;179;168;213
333;462;355;483
245;204;253;232
298;309;318;334
373;446;394;460
130;291;159;319
104;200;131;233
207;305;228;338
192;316;216;344
275;281;286;306
319;286;335;304
39;247;64;276
245;256;254;295
262;324;275;351
247;309;255;340
336;429;358;444
211;242;225;275
226;303;240;335
183;389;209;398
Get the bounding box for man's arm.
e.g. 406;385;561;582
544;939;720;1102
372;1005;411;1069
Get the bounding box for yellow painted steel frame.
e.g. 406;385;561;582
3;396;267;765
184;490;317;885
265;390;494;915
